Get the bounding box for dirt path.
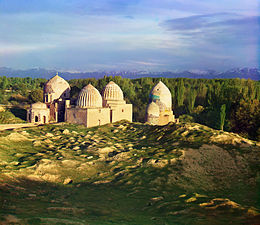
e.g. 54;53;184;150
0;123;39;131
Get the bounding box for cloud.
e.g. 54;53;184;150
158;13;260;69
162;13;259;32
161;13;259;53
0;43;56;54
124;60;165;67
3;0;256;18
0;1;259;71
161;13;237;30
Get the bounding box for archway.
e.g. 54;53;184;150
35;116;39;122
43;116;46;124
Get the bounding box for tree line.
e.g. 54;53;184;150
0;75;259;141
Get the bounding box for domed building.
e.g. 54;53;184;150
102;81;132;123
27;74;132;127
65;81;132;127
146;81;177;125
77;84;103;108
102;81;124;104
44;73;70;103
43;73;70;122
27;73;70;123
27;102;50;124
146;102;160;124
65;84;110;127
149;81;172;110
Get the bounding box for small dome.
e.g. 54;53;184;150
77;84;102;108
102;81;124;101
150;81;172;109
31;102;47;109
146;102;160;117
44;74;70;100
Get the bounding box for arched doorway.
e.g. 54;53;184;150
43;116;46;124
35;116;39;122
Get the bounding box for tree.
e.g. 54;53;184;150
1;76;9;89
219;104;226;130
230;99;260;140
187;88;197;114
176;79;185;107
29;89;43;103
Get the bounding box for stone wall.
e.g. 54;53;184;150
65;108;87;126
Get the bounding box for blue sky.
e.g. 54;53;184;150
0;0;259;71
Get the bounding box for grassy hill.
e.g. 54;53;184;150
0;121;259;224
0;108;26;124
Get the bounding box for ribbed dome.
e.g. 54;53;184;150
146;102;160;117
102;81;124;101
77;84;102;108
44;74;70;101
150;81;172;109
31;102;47;109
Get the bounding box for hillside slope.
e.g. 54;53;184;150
0;121;259;224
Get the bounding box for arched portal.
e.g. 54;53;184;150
43;116;46;124
35;116;39;122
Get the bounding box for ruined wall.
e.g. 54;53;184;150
65;108;87;126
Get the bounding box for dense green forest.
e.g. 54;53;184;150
0;75;259;141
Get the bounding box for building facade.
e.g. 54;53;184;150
65;81;132;127
27;102;50;124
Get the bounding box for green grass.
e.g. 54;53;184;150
0;121;259;224
1;178;259;225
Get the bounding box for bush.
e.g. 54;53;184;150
29;89;43;103
179;114;195;123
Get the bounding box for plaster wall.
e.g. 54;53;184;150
158;111;175;125
66;107;110;128
111;104;132;123
27;108;50;124
86;108;110;127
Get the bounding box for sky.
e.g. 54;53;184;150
0;0;259;72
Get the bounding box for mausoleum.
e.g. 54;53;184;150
146;81;178;125
27;74;132;127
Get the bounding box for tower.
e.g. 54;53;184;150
43;73;70;122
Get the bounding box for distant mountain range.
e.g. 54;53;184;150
0;67;259;80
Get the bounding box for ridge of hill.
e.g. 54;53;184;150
0;121;259;224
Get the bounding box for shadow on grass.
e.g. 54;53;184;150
10;107;27;121
0;177;165;225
